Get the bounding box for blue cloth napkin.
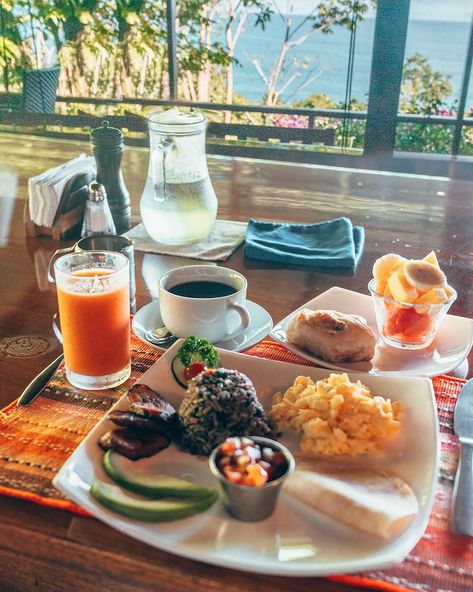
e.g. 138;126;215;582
244;217;365;269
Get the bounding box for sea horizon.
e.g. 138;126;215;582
231;16;472;107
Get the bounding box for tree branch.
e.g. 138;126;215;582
270;0;287;26
284;66;325;102
233;11;248;45
274;70;300;99
288;5;320;40
251;55;269;86
287;26;321;49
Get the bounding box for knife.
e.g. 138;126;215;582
16;353;64;406
451;378;473;536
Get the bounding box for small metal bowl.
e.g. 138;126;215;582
209;436;295;522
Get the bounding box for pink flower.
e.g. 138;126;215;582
435;108;454;117
273;114;308;129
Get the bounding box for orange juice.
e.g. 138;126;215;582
57;269;130;377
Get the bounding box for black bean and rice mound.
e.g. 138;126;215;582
178;368;274;455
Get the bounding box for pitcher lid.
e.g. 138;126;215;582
148;109;206;135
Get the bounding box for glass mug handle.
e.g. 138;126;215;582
152;136;174;195
227;303;251;339
47;246;75;283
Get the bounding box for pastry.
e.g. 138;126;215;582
286;309;376;363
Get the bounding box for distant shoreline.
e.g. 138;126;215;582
284;16;468;23
233;17;469;105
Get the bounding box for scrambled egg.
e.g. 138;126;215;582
270;373;402;456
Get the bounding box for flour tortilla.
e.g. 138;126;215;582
284;468;419;540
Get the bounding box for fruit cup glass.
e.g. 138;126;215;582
53;251;131;390
368;278;457;350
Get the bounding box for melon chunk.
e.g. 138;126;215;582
387;272;418;303
415;288;447;305
444;285;455;299
423;250;439;267
373;254;406;293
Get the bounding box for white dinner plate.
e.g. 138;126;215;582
270;286;473;377
132;298;273;352
54;340;439;577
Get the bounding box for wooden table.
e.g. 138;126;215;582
0;133;472;592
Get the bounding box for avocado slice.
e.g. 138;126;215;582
90;481;219;522
103;450;214;499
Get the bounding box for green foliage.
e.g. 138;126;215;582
307;0;375;33
395;123;454;154
393;53;455;154
177;1;234;74
460;127;473;156
253;3;273;30
400;53;452;115
180;43;233;73
293;93;337;109
0;1;30;87
341;97;367;112
295;56;456;154
114;2;167;99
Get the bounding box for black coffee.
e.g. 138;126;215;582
169;281;237;298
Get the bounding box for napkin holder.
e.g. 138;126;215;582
24;171;95;240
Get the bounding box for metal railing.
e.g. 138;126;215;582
2;94;473;136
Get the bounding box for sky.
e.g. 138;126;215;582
276;0;472;22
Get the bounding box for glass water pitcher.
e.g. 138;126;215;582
140;109;218;246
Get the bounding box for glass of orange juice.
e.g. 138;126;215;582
54;251;131;390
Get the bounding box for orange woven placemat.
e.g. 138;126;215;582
0;336;472;592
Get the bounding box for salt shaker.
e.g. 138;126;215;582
81;181;117;237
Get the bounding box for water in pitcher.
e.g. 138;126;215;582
140;177;217;246
140;109;218;246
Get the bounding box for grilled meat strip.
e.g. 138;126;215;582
127;384;180;437
98;428;170;460
107;410;165;432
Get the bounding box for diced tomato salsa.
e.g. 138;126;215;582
216;437;288;487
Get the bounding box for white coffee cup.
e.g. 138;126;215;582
158;265;251;342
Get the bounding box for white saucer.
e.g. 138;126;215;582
271;286;473;378
133;298;273;352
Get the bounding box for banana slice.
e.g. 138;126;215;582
373;254;406;293
404;260;446;292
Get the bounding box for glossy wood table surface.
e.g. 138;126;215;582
1;133;472;592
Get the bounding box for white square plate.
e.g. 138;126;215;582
271;286;473;377
54;340;439;577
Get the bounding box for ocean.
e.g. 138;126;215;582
231;17;471;107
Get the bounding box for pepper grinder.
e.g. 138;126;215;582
91;120;132;233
